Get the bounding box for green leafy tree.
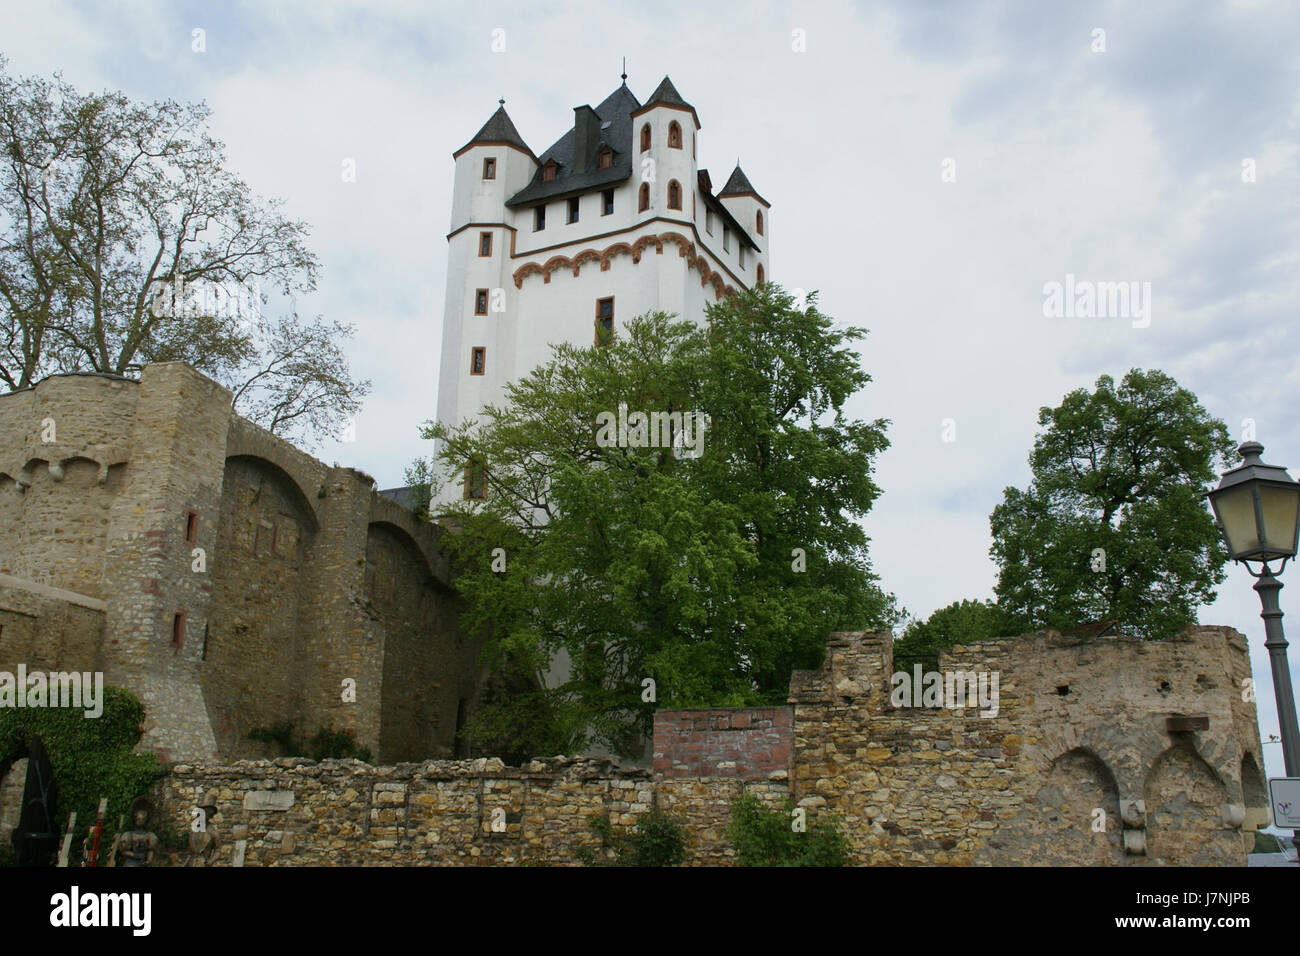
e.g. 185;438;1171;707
0;57;368;446
892;599;1013;673
989;369;1235;640
417;284;897;756
727;792;849;866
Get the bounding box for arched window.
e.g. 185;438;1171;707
667;180;681;210
756;210;764;235
668;121;682;149
756;263;765;285
638;182;650;212
640;123;651;152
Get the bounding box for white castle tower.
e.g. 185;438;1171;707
433;74;770;506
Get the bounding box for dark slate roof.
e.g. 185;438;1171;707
506;83;641;207
699;168;759;251
635;75;700;128
378;486;421;511
718;165;768;206
456;104;534;158
643;75;691;110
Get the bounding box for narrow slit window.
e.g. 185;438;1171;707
479;232;492;257
482;157;496;179
470;347;486;375
475;289;489;315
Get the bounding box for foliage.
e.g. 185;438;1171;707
0;685;164;865
0;56;369;446
306;727;372;762
892;599;1014;673
1251;831;1286;854
416;283;897;756
989;369;1235;640
727;792;849;867
246;723;372;763
574;807;688;867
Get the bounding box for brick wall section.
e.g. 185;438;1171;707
653;707;792;779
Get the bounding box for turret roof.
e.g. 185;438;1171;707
455;104;535;160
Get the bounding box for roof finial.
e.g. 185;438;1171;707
621;57;627;83
499;97;505;107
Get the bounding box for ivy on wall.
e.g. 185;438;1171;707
0;686;165;865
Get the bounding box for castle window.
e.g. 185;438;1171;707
479;232;492;257
475;289;489;315
534;205;546;231
756;263;765;285
667;180;681;210
597;147;613;170
692;132;696;159
595;297;614;345
640;123;651;152
482;157;496;179
171;610;186;650
542;160;557;182
706;210;714;235
602;188;614;216
470;347;486;375
638;182;649;212
668;121;682;149
184;508;198;545
464;457;488;500
756;210;764;235
568;197;580;224
739;246;747;269
723;225;731;252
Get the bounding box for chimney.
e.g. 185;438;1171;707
572;105;601;172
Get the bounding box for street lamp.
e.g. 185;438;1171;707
1207;440;1300;858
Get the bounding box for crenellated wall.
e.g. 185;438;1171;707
0;365;486;764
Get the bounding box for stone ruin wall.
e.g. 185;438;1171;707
155;625;1269;866
0;365;484;766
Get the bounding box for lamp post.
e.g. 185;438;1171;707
1206;441;1300;858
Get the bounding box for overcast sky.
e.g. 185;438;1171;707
3;0;1298;779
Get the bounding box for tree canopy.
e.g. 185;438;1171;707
414;284;897;757
0;57;368;446
989;368;1234;640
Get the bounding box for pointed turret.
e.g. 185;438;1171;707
454;102;535;161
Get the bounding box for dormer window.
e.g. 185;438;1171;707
542;160;557;183
597;147;613;170
640;123;651;152
668;121;682;149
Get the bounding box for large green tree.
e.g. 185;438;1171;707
0;57;368;446
891;599;1013;673
416;284;896;757
989;369;1235;640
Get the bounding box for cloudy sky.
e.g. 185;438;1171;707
3;0;1298;778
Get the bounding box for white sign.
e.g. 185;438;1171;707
1268;777;1300;829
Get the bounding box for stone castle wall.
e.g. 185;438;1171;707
156;625;1270;866
0;366;485;764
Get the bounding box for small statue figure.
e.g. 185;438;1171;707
111;797;158;867
186;790;221;866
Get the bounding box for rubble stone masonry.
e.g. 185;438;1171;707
156;625;1269;866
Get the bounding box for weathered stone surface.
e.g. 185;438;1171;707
243;790;295;811
150;627;1266;867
